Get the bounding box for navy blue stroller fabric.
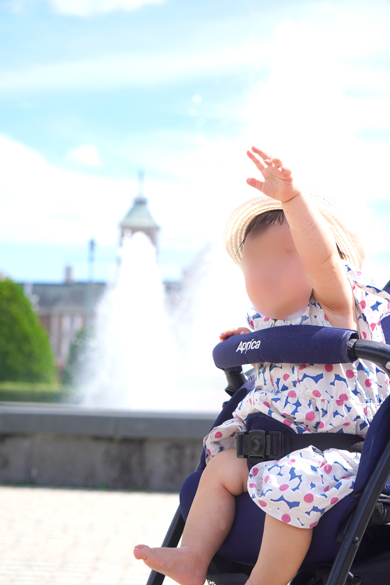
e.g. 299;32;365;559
212;325;359;371
180;469;358;567
180;392;390;567
180;316;390;570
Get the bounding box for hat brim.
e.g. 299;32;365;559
223;193;365;270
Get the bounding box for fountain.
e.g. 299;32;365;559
76;230;249;414
0;231;244;489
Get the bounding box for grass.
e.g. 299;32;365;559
0;381;62;391
0;381;77;403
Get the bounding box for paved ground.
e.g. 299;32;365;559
0;485;196;585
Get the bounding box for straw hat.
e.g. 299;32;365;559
223;191;365;269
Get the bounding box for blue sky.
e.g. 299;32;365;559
1;0;390;286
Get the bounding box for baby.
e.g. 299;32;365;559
134;147;390;585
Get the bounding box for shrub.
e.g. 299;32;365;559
0;278;56;383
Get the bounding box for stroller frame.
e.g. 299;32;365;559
146;316;390;585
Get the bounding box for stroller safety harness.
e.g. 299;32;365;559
236;428;364;464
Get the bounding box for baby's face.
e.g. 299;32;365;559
241;221;313;320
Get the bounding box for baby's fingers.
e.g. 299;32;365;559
246;177;265;192
219;329;235;341
251;146;272;160
250;147;284;170
219;327;249;341
279;165;292;176
247;149;265;171
270;158;283;169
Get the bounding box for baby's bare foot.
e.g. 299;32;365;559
133;544;206;585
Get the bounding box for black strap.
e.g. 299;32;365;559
236;430;364;465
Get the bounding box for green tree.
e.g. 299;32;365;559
0;278;56;383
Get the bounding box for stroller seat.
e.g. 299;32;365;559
147;295;390;585
180;368;390;584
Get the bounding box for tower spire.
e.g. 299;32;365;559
138;169;145;199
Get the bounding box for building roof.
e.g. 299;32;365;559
20;280;182;313
120;196;160;230
20;282;107;313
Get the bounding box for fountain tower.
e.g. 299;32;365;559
119;170;160;249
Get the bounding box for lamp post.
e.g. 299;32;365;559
86;239;95;330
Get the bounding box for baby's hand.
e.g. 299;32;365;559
219;327;251;341
246;146;300;203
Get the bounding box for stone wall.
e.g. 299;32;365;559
0;403;218;491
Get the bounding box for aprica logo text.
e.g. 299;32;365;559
236;339;261;354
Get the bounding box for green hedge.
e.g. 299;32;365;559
0;279;56;383
0;382;79;403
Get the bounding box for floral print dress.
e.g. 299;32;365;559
203;261;390;528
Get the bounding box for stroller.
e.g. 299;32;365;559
146;279;390;585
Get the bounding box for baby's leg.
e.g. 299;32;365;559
134;448;249;585
246;514;313;585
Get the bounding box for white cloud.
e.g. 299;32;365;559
65;144;103;168
4;0;166;16
0;132;242;250
0;133;132;246
345;69;390;99
0;46;269;96
50;0;165;17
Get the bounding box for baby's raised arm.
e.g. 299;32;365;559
247;147;358;332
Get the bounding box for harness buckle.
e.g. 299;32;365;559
236;430;285;462
267;431;285;460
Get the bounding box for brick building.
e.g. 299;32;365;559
23;276;106;371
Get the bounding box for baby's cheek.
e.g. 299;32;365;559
247;293;268;316
245;274;262;301
287;269;312;300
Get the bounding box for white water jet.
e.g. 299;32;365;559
78;232;250;413
79;232;179;410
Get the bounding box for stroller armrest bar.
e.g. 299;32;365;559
223;367;248;397
213;325;359;371
348;337;390;375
